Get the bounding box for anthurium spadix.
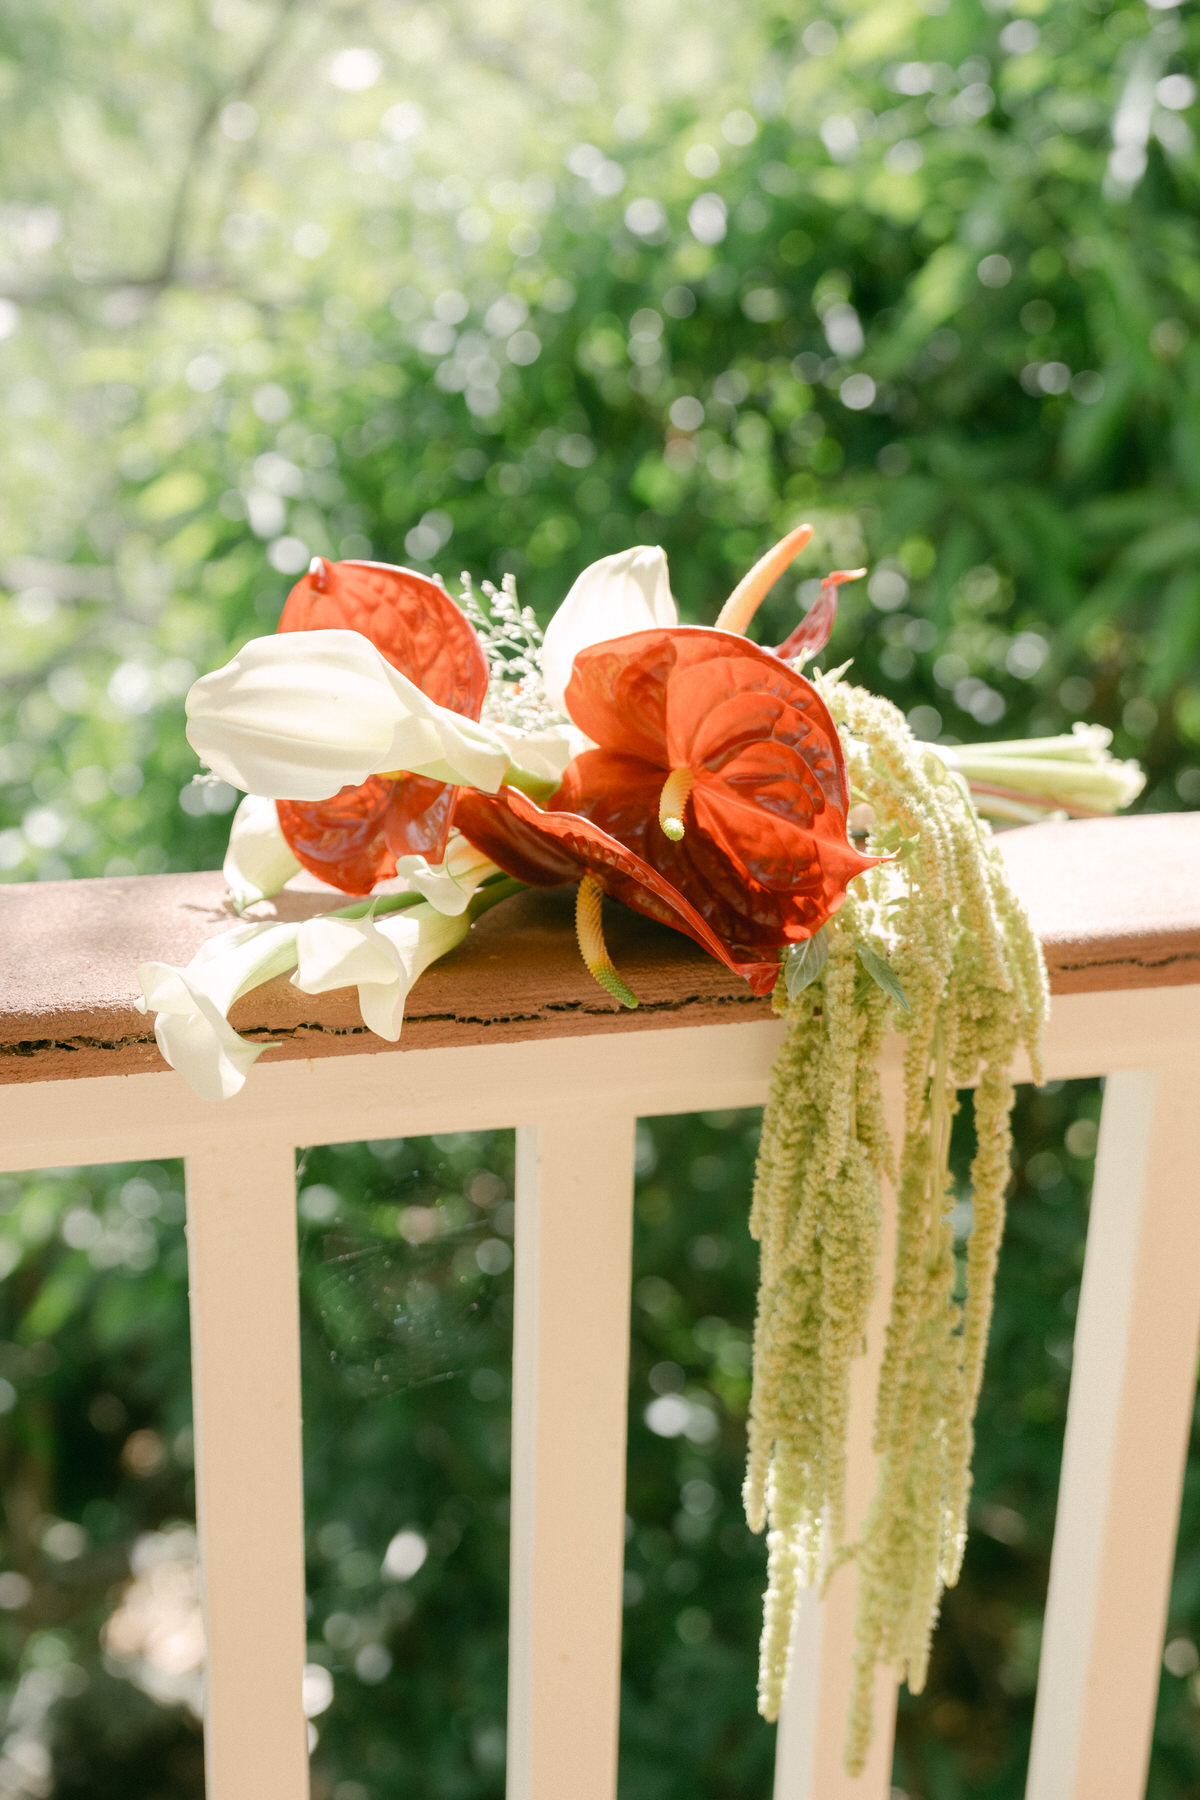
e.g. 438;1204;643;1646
541;546;677;713
136;920;300;1101
292;903;469;1041
186;629;511;803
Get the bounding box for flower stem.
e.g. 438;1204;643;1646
329;891;427;921
965;779;1104;820
503;762;561;803
933;725;1145;817
319;875;524;930
466;877;526;920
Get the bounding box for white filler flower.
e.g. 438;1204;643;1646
186;629;511;802
540;546;677;712
293;904;469;1041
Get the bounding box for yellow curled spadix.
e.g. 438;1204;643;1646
658;766;696;842
575;874;639;1009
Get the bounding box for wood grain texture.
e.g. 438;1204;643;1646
1;812;1197;1085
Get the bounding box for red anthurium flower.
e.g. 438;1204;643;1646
457;626;877;988
453;785;783;994
549;627;877;959
273;558;489;894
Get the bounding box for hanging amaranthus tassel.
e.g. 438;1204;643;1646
745;678;1049;1771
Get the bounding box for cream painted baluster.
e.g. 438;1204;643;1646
1026;1062;1200;1800
185;1134;309;1800
507;1110;637;1800
773;1065;904;1800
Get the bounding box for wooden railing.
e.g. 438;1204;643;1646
1;812;1199;1800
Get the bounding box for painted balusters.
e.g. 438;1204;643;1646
5;1004;1192;1800
507;1111;637;1800
185;1134;309;1800
1026;1063;1200;1800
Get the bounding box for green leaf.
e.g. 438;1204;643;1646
1147;568;1200;698
855;941;910;1012
783;928;830;1000
873;824;921;861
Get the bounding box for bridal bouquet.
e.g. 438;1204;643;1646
137;529;1142;1766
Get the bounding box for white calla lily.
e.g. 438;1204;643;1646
932;722;1147;822
489;719;590;783
223;793;303;911
293;903;468;1041
136;920;300;1101
136;966;264;1103
186;629;511;802
541;546;677;712
394;833;500;916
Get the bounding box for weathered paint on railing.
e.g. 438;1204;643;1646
2;813;1199;1085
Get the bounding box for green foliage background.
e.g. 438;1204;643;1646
0;0;1198;1794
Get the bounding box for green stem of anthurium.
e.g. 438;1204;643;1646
503;762;561;803
467;877;527;921
329;891;427;922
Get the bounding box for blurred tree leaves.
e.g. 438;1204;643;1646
2;0;1200;1794
7;1093;1200;1796
2;0;1200;882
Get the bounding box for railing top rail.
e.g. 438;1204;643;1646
1;812;1197;1087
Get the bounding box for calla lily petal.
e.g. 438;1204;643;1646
136;920;300;1101
137;966;267;1103
223;794;303;911
181;920;302;1014
541;546;677;712
186;629;510;802
292;904;469;1041
394;834;500;916
489;720;590;784
274;558;491;891
293;914;400;992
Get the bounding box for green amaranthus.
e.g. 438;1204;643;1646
746;677;1050;1771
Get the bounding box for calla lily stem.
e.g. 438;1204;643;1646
503;762;561;803
281;873;523;933
466;877;527;920
326;890;428;922
932;725;1145;819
